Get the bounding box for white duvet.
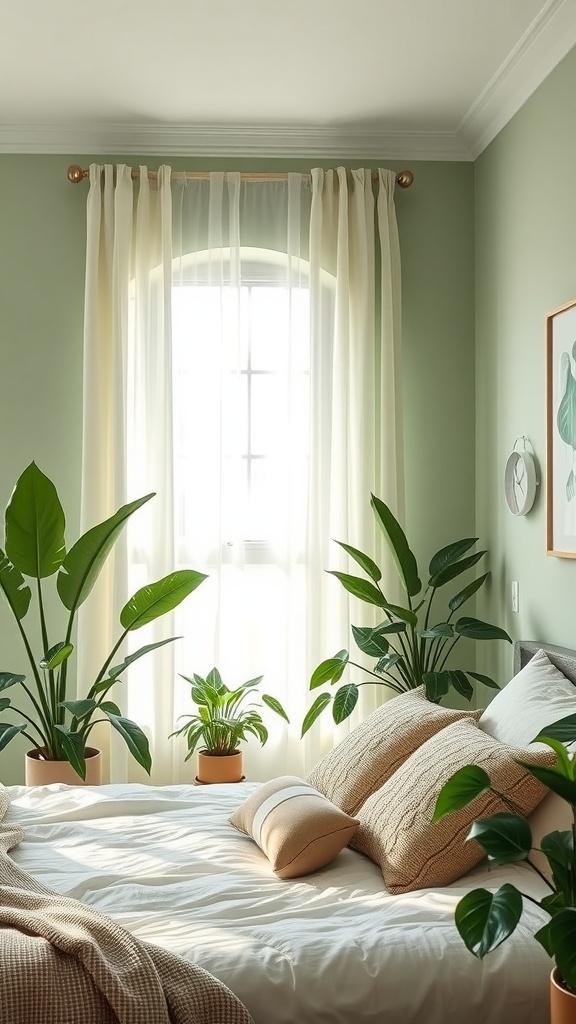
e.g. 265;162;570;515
4;782;552;1024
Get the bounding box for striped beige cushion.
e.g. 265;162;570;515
229;776;359;879
351;718;556;893
307;687;482;815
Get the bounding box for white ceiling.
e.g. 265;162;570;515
2;0;576;159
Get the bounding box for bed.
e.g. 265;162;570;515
2;640;574;1024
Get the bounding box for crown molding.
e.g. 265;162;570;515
0;122;473;161
458;0;576;159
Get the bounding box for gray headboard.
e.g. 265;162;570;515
514;640;576;687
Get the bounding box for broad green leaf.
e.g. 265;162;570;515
381;602;418;626
0;722;26;751
106;637;181;683
120;570;207;630
57;494;154;613
301;693;332;737
262;694;290;722
455;885;523;958
59;698;98;719
54;726;87;780
370;494;422;597
516;761;576;803
105;713;151;774
310;651;349;690
535;713;576;745
423;670;450;702
328;572;385;607
429;551;486;589
98;700;122;716
540;831;574;904
335;541;382;583
0;672;25;693
0;698;10;713
549;908;576;991
557;352;576;449
206;667;226;694
433;764;491;820
0;551;31;621
332;683;359;724
448;573;490;613
466;671;501;690
447;669;474;701
468;813;532;864
375;653;403;674
5;462;66;579
429;538;478;578
534;736;573;778
534;921;554;957
371;621;407;636
352;625;390;658
40;642;74;671
418;623;454;638
455;617;512;642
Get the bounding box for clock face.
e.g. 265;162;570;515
504;451;537;516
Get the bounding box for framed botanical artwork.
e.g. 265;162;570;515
547;298;576;557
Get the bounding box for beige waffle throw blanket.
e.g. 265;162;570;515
0;788;254;1024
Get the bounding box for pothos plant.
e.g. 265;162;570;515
433;713;576;993
0;462;207;779
301;494;512;736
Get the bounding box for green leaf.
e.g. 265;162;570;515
417;622;455;638
455;885;523;959
0;672;25;693
335;541;382;583
59;699;98;720
516;761;576;804
98;700;121;716
447;669;474;701
381;602;418;626
429;551;486;589
0;698;10;713
540;831;574;903
57;494;154;613
550;908;576;991
120;570;207;630
106;637;182;683
54;727;87;780
557;351;576;449
332;683;359;724
535;713;576;745
429;538;479;578
466;671;501;691
468;813;533;864
0;721;26;751
534;736;573;778
328;572;385;607
423;670;450;702
40;642;74;671
371;621;407;636
206;667;226;693
455;617;512;642
0;550;31;621
433;764;491;821
5;462;66;579
374;653;403;675
370;494;422;597
352;625;390;658
534;921;554;957
310;651;349;690
448;573;490;613
301;693;332;737
261;694;290;722
105;713;151;774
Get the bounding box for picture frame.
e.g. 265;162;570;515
547;298;576;557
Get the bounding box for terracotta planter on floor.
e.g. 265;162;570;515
196;749;244;784
551;968;576;1024
25;746;102;787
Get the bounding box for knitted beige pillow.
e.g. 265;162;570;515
350;718;556;893
229;776;359;879
307;687;482;815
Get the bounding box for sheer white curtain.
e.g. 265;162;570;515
80;164;402;784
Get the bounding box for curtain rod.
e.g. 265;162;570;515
67;164;414;189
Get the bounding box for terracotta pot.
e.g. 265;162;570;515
25;746;102;787
196;749;243;784
551;968;576;1024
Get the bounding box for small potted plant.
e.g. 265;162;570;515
170;668;289;784
0;462;207;784
301;493;512;736
433;712;576;1022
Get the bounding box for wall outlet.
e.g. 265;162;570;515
511;581;519;613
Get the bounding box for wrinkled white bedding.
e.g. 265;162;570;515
4;782;552;1024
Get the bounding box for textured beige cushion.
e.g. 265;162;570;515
229;776;359;879
351;718;556;893
307;686;482;815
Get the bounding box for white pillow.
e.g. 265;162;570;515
479;648;576;748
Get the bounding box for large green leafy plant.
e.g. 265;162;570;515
0;463;206;779
433;714;576;992
170;668;289;758
302;494;512;736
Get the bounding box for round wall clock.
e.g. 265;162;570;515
504;446;538;516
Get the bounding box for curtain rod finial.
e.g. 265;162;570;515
396;170;414;189
67;164;86;184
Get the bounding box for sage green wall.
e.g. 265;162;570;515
475;47;576;685
0;154;475;784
